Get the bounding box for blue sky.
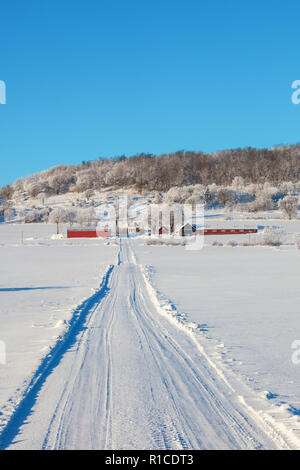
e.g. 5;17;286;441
0;0;300;186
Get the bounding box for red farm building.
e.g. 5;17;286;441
158;226;170;236
199;228;257;236
67;228;110;238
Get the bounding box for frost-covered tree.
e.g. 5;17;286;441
24;209;49;224
65;209;78;226
260;227;286;246
39;192;48;206
18;208;26;220
49;208;68;233
204;188;212;206
231;176;245;190
4;207;14;222
77;207;96;226
12;178;25;193
24;211;37;223
278;196;298;219
280;181;294;195
165;187;183;204
153;192;163;204
216;188;234;207
250;190;275;212
0;185;13;201
86;207;96;226
48;169;75;195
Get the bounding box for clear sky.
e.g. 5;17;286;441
0;0;300;186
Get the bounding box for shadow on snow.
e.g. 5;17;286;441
0;264;114;450
0;287;70;292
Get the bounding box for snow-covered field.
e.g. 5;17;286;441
135;242;300;431
0;224;118;436
0;221;300;449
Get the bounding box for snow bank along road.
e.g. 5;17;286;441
0;240;296;450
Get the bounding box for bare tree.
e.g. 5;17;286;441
250;190;275;212
65;209;78;226
278;196;298;219
216;188;234;207
4;207;14;222
49;208;68;234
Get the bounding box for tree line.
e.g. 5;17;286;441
1;144;300;199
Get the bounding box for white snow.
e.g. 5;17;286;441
0;224;118;434
0;221;300;449
134;240;300;446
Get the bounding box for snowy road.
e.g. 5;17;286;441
0;240;293;449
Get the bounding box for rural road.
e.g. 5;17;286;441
0;240;290;449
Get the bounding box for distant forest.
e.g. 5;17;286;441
2;145;300;199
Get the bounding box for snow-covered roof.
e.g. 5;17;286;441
175;222;197;232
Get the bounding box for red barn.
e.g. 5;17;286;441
67;228;110;238
199;228;257;235
158;226;169;235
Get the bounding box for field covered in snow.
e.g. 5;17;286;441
0;224;118;433
0;218;300;449
134;240;300;442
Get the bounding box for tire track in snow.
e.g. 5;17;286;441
127;271;260;449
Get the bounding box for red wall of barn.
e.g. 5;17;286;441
197;229;257;235
67;228;257;238
67;230;111;238
67;230;98;238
